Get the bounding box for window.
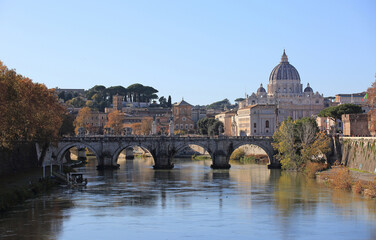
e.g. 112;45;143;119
254;123;256;128
185;124;188;129
182;117;186;121
180;124;183;129
254;130;256;133
190;124;193;129
176;124;179;129
265;120;269;128
266;130;269;133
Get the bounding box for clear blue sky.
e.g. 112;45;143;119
0;0;375;105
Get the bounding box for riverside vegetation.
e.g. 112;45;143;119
272;116;376;198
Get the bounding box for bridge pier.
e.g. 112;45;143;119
97;153;120;170
125;148;134;159
153;153;174;169
77;148;87;161
211;151;231;169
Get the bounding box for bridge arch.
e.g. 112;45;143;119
173;142;214;162
231;142;274;166
56;142;100;164
111;144;154;166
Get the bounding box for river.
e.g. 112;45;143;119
1;157;376;240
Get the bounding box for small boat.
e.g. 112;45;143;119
52;172;88;187
69;173;88;187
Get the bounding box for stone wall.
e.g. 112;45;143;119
340;137;376;173
342;113;370;136
0;143;39;176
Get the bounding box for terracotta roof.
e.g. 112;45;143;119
175;99;192;106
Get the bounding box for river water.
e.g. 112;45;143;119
1;157;376;240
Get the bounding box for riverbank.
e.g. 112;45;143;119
317;166;376;198
0;167;56;211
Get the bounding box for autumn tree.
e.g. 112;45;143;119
130;123;141;135
0;61;66;151
140;118;152;135
73;107;93;134
272;117;330;170
105;110;124;135
366;79;376;135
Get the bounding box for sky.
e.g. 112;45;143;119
0;0;375;105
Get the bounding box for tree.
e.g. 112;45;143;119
0;61;66;150
66;97;86;108
105;110;124;135
140;118;152;135
234;98;245;102
197;117;222;135
208;121;224;136
366;79;376;134
159;96;167;107
318;103;363;121
272;118;298;170
130;123;141;135
58;91;66;101
167;95;172;107
272;117;330;170
73;107;92;134
59;113;75;136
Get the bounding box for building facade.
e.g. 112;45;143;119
236;105;276;136
173;99;194;132
215;110;237;136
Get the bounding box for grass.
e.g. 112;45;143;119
192;154;211;160
349;168;376;174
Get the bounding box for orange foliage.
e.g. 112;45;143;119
141;118;152;135
73;107;93;134
0;61;65;148
304;161;327;179
105;110;124;135
367;80;376;134
129;123;141;135
330;167;353;190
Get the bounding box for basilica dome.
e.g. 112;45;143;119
269;50;300;81
304;83;313;92
257;83;266;93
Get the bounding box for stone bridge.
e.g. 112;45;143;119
40;136;279;169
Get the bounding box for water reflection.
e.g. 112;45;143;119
1;157;376;240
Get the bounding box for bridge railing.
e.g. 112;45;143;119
60;135;273;141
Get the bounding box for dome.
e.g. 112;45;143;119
304;83;313;93
269;50;300;81
257;83;266;93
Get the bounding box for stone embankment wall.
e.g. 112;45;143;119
340;137;376;173
0;143;39;176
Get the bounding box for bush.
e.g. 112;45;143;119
230;149;245;160
305;161;327;179
364;178;376;198
352;180;364;194
331;167;353;190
